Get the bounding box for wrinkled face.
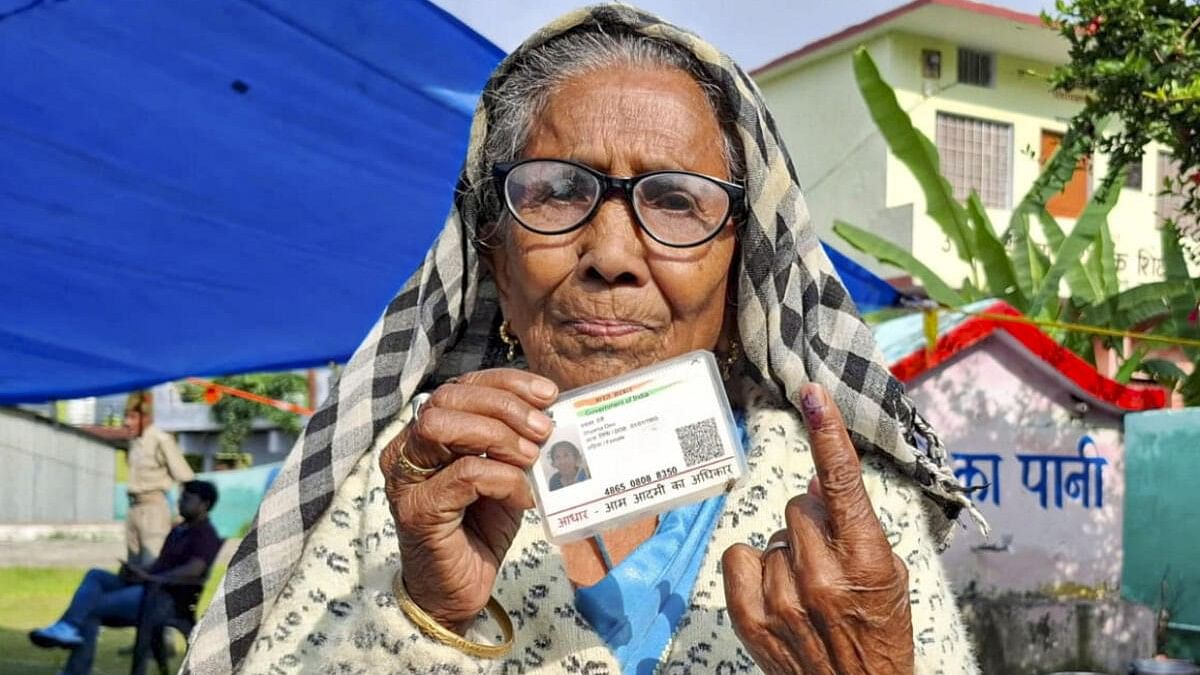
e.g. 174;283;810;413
490;66;737;391
551;445;579;475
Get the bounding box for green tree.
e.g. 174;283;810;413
1046;0;1200;257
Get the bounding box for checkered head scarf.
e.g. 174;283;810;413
184;6;981;673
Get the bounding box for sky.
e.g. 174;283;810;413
432;0;1054;70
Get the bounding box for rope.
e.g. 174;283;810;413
945;308;1200;350
185;377;314;416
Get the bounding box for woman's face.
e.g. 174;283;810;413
551;446;578;475
490;66;737;391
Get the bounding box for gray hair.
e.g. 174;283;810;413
468;26;746;247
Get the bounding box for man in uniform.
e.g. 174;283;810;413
124;391;195;565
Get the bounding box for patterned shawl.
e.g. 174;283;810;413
183;6;981;673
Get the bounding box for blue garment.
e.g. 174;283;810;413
575;495;726;675
549;468;591;491
60;568;145;674
574;414;745;674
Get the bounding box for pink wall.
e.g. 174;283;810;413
907;333;1127;594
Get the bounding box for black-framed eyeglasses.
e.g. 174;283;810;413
493;159;744;248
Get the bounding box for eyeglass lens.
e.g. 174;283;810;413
504;161;730;246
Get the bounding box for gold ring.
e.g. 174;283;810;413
397;393;447;477
395;444;442;478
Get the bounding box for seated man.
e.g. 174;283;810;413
29;480;222;675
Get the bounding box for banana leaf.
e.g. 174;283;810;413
1140;358;1189;388
1038;209;1107;305
1087;215;1120;304
852;48;976;267
1162;219;1192;284
833;220;966;307
1008;207;1047;305
966;193;1025;308
1079;280;1191;328
1156;219;1200;340
1181;366;1200;407
1114;346;1149;384
1007;129;1089;300
1029;165;1125;315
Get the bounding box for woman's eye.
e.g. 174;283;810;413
649;191;697;212
548;179;583;201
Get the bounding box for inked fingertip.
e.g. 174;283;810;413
799;384;825;428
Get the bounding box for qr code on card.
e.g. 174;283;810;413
675;418;722;467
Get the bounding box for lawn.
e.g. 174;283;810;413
0;566;225;675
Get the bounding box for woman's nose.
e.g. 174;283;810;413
576;198;650;287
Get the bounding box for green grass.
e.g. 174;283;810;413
0;566;226;675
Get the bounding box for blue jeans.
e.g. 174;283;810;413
60;568;144;675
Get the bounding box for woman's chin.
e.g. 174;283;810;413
534;336;665;390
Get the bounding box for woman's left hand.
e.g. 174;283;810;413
722;383;914;675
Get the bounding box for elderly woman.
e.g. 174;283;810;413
184;6;983;674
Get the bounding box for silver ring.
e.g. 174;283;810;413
764;540;790;555
407;392;455;467
409;392;433;422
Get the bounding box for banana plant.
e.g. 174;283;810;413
836;47;1200;395
838;47;1114;320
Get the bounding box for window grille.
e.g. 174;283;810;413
957;48;995;87
935;112;1013;209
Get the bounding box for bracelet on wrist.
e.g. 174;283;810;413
392;570;515;659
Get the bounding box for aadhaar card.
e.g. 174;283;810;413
529;350;747;544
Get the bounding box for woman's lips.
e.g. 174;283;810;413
564;319;650;338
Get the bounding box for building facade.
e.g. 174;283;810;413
0;407;117;524
753;0;1190;291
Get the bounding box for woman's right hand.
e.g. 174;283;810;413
380;368;558;632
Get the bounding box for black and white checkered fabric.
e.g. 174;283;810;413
182;6;982;673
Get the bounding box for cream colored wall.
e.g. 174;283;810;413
756;37;910;278
884;31;1170;291
755;30;1176;292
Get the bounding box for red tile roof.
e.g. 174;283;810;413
752;0;1044;76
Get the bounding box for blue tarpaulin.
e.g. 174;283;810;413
1;0;898;404
1;0;501;403
822;243;899;314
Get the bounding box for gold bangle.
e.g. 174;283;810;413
392;570;515;659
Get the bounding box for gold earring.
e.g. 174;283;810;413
498;319;519;362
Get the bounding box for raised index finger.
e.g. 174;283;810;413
796;383;887;549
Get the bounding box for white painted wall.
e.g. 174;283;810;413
906;335;1126;593
757;36;910;276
